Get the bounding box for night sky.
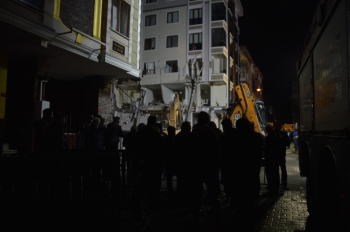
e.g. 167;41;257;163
239;0;320;123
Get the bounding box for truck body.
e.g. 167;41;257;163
229;82;266;135
297;0;350;228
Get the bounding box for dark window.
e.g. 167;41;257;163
212;3;226;21
145;14;157;26
167;11;179;23
20;0;42;10
111;0;131;37
146;0;157;3
212;28;226;47
143;62;155;75
189;33;202;50
145;38;156;50
165;60;178;73
189;8;202;25
166;35;178;48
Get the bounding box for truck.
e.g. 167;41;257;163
229;82;266;135
297;0;350;229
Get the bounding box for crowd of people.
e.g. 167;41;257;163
34;108;294;229
34;109;125;152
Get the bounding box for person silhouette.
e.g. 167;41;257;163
187;111;221;222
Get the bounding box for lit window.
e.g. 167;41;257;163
145;14;157;26
165;60;178;73
143;62;155;75
189;33;202;50
167;11;179;23
166;35;178;48
145;38;156;50
189;8;202;25
111;0;130;37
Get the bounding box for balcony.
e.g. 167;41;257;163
211;47;228;57
210;73;228;84
211;20;228;32
189;24;203;31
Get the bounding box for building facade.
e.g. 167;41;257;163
116;0;244;130
0;0;142;153
239;46;263;101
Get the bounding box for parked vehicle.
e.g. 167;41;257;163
297;0;350;229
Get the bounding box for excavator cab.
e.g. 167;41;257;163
229;83;266;135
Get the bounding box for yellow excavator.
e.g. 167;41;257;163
168;92;182;130
229;83;266;135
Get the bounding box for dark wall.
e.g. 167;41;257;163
5;56;37;151
60;0;95;36
45;76;102;133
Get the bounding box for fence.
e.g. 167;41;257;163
0;150;145;231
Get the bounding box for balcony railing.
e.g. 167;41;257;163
189;43;202;50
189;18;203;25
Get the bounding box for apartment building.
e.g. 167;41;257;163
239;46;263;101
116;0;243;130
0;0;141;152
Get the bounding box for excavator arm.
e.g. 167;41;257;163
169;92;182;129
229;83;265;134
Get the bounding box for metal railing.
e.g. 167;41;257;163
0;149;146;230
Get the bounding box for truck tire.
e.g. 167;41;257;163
317;150;342;221
306;171;317;216
308;148;344;229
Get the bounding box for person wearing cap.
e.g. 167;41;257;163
105;116;124;151
273;120;290;190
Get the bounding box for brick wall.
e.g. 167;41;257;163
98;89;113;125
60;0;94;36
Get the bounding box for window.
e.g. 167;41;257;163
167;11;179;23
146;0;157;3
189;33;202;50
189;8;202;25
165;60;178;73
143;62;155;75
145;38;156;50
211;55;227;74
212;3;226;21
212;28;226;47
111;0;130;37
166;35;178;48
145;14;157;26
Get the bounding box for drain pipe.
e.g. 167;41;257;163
40;78;49;101
110;79;118;121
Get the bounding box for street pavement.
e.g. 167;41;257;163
254;147;309;232
119;146;311;232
